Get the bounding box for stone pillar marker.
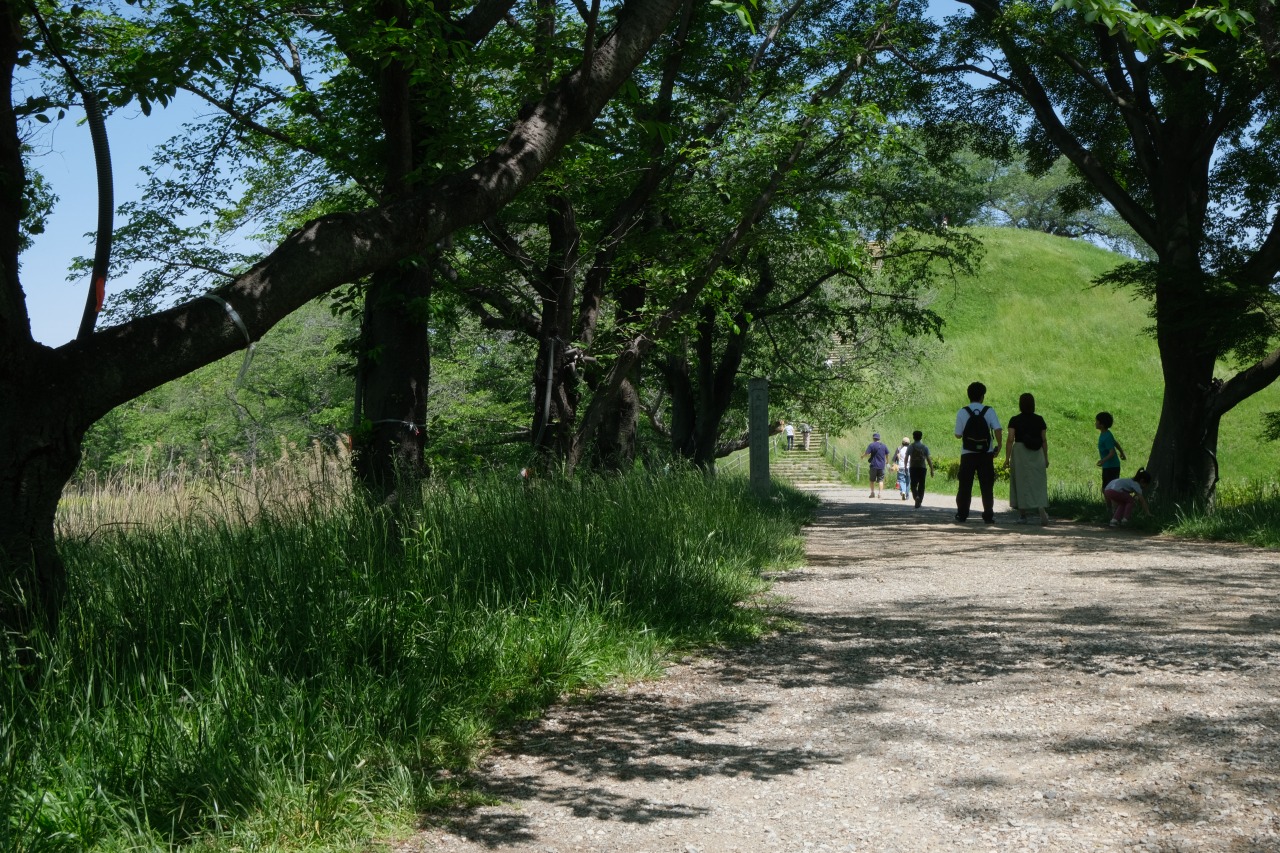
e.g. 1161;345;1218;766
748;377;770;494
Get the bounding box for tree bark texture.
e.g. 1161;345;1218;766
0;353;79;633
353;262;433;499
593;374;640;472
350;26;439;500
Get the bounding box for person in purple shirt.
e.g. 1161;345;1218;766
860;432;890;498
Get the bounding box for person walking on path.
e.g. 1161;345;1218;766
1006;392;1050;525
861;432;890;498
1095;411;1127;509
954;381;1002;524
894;437;911;500
801;422;812;451
1104;468;1152;526
906;430;934;507
784;420;795;451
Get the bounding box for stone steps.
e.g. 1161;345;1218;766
771;434;847;485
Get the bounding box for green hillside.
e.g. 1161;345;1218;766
831;227;1280;493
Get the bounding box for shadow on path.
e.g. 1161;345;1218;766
425;490;1280;847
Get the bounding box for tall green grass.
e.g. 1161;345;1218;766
1168;480;1280;548
3;472;812;851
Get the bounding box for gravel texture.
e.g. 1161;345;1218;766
403;486;1280;852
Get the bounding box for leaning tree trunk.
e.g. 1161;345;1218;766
593;374;639;471
0;0;687;632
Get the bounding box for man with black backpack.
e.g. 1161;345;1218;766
953;381;1003;524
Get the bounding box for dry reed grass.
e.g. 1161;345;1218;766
56;439;352;541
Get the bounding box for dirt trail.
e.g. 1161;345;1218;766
405;486;1280;852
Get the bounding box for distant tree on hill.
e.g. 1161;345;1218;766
964;154;1150;258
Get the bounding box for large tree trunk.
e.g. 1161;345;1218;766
1147;350;1221;506
353;262;433;500
0;362;83;634
350;15;437;501
0;1;71;634
1145;234;1222;505
1147;303;1220;505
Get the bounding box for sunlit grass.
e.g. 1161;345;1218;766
56;441;352;541
4;467;812;851
1166;479;1280;548
1048;478;1280;545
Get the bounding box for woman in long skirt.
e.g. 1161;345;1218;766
1006;392;1050;525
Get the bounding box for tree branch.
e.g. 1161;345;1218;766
956;0;1160;247
1210;344;1280;420
454;0;520;45
57;0;686;425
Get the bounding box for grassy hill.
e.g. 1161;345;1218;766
830;227;1280;494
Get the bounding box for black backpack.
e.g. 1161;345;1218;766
961;406;992;452
907;441;928;468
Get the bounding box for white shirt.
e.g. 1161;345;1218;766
954;403;1002;455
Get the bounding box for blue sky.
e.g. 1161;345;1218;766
21;98;198;346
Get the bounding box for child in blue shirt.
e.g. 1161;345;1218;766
1095;411;1127;508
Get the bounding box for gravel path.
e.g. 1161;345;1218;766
406;486;1280;852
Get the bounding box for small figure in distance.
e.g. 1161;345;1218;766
1095;411;1127;511
861;432;890;498
784;420;795;451
1006;392;1051;526
1104;468;1153;527
906;431;935;508
954;381;1003;524
801;421;812;451
894;437;912;501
